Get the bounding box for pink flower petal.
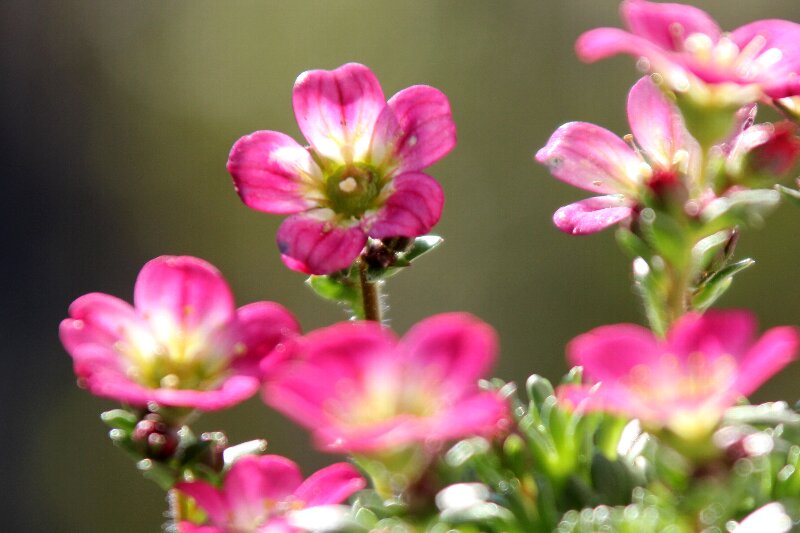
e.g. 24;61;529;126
735;326;799;396
576;27;667;64
60;292;146;359
666;310;757;362
536;122;641;195
368;172;444;239
731;20;800;98
177;523;221;533
553;195;634;235
226;456;303;509
276;211;367;275
175;481;227;525
558;383;653;420
232;302;301;377
429;392;509;442
567;323;660;383
293;63;386;163
133;256;236;338
227;130;321;215
371;85;456;172
627;76;698;169
621;0;721;50
263;322;398;430
400;313;498;392
293;463;365;506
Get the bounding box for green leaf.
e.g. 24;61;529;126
690;230;731;281
100;409;138;432
306;274;364;318
403;235;443;262
701;188;781;230
526;374;555;408
691;258;754;311
776;184;800;207
615;228;652;262
638;209;689;269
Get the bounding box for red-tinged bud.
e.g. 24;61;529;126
744;122;800;178
132;413;178;460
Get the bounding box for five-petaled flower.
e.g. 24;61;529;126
576;0;800;102
227;62;456;275
536;76;699;235
176;455;365;533
60;256;300;411
558;310;799;441
262;313;508;454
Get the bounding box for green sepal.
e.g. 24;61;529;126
689;230;731;281
632;257;668;337
615;228;652;262
136;458;176;490
366;235;443;281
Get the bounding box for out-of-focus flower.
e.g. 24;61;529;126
727;121;800;185
558;310;798;441
536;76;699;234
576;0;800;102
60;256;299;411
227;63;455;275
176;455;365;533
262;313;508;454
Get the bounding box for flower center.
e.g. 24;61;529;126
324;163;383;219
682;32;782;81
115;325;241;391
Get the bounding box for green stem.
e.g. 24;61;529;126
358;259;382;322
167;488;185;529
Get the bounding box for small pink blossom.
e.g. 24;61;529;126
262;313;508;454
176;455;365;533
558;310;799;440
227;63;455;275
576;0;800;101
727;120;800;181
60;256;300;411
536;76;699;234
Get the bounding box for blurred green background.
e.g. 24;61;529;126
3;1;799;531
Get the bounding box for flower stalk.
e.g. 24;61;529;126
359;258;383;322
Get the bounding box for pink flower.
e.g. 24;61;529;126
558;310;799;440
536;76;699;234
262;313;508;454
227;63;456;275
727;120;800;181
60;256;300;411
576;0;800;100
176;455;365;533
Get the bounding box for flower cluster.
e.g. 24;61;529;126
60;3;800;531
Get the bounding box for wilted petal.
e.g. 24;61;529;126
293;463;365;506
227;130;321;214
368;172;444;239
276;211;367;275
621;0;721;50
133;256;235;340
553;195;634;235
536;122;642;195
293;63;386;163
372;85;456;172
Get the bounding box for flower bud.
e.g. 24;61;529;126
131;413;178;460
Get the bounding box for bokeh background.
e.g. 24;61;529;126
3;1;800;531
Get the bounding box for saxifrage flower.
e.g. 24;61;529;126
558;310;799;441
576;0;800;101
536;76;699;234
60;256;299;411
262;313;508;454
176;455;365;533
227;62;456;275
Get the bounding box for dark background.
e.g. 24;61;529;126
3;1;799;531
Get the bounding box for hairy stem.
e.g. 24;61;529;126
359;259;382;322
